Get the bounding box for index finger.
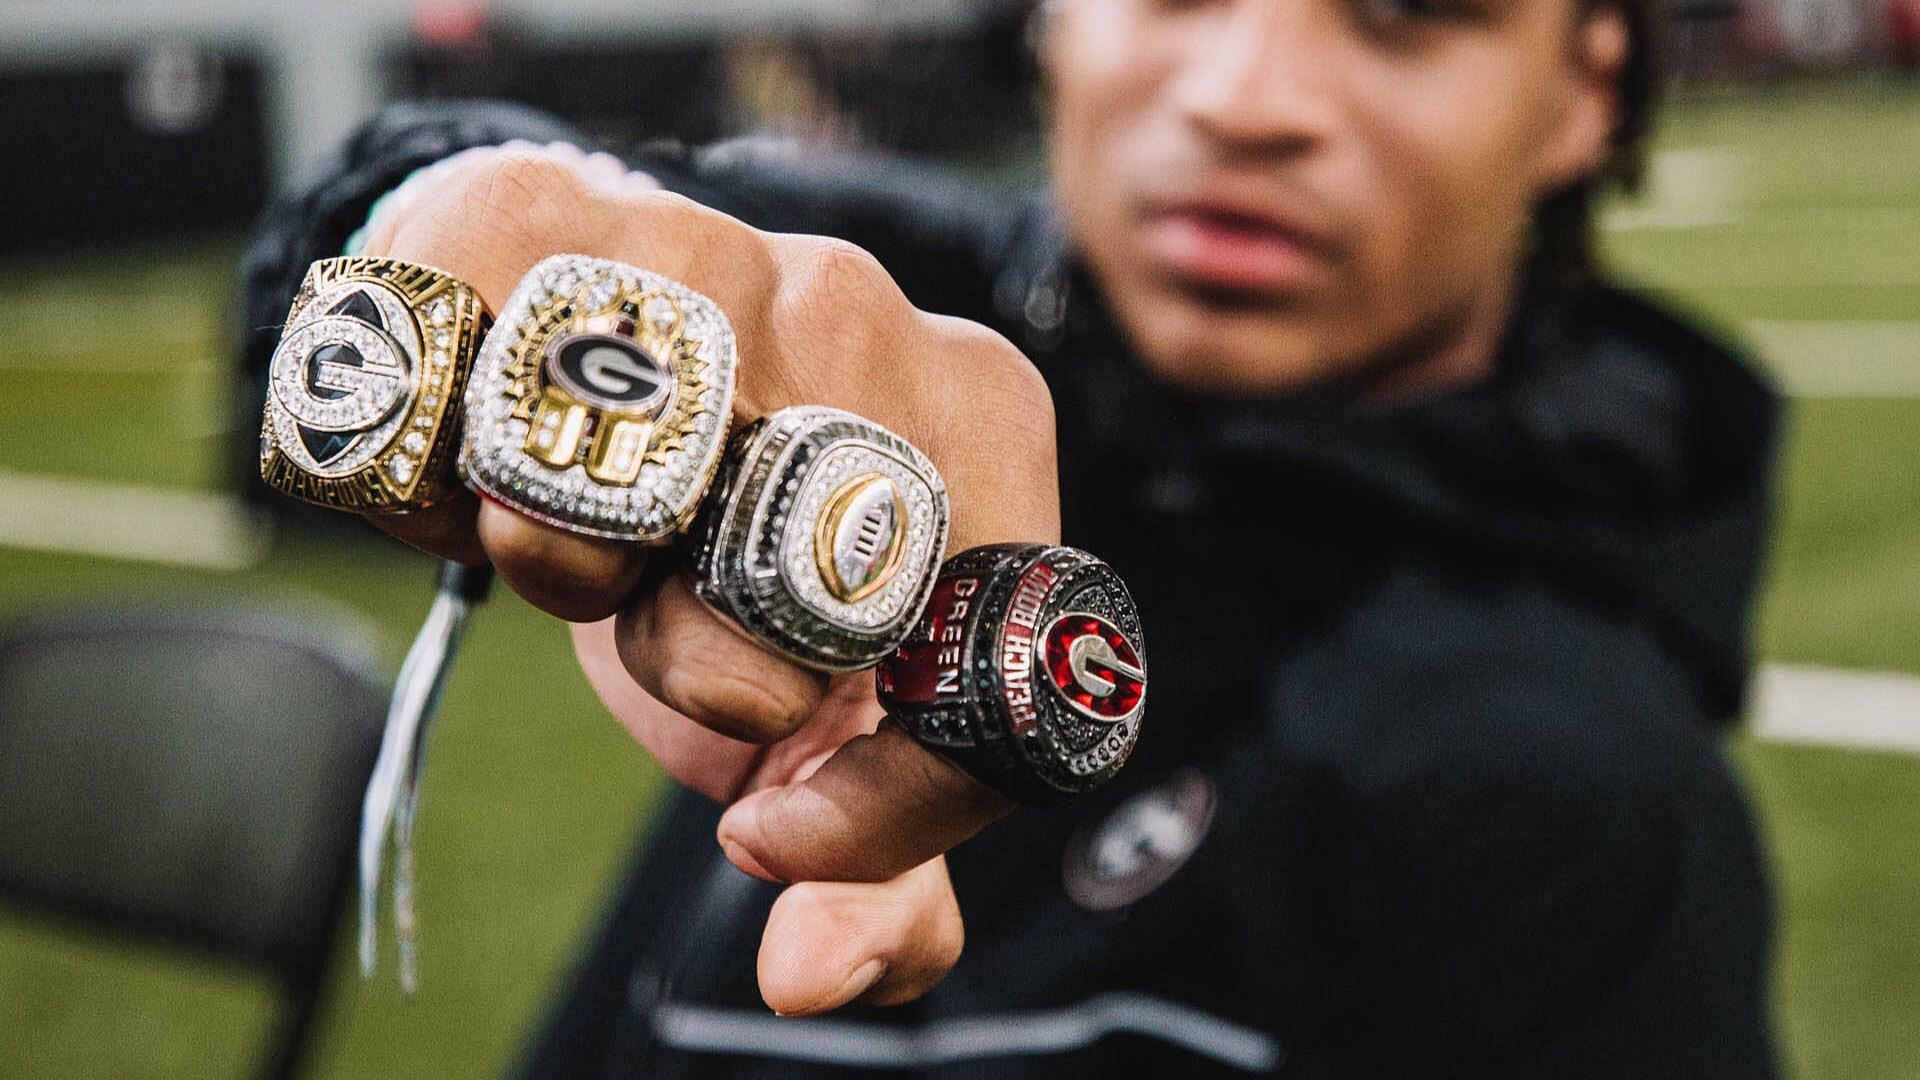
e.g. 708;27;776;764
366;491;489;565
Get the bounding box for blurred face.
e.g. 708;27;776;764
1044;0;1628;397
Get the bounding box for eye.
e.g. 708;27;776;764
1146;0;1228;15
1353;0;1478;27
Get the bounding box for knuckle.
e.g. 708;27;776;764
946;317;1048;392
806;238;896;296
387;147;613;274
466;148;587;204
633;190;773;271
484;530;631;620
656;655;808;742
628;186;713;227
633;197;782;326
926;317;1056;440
450;148;602;243
778;238;909;338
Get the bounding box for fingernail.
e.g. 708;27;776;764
840;959;888;1002
771;960;887;1018
720;837;783;883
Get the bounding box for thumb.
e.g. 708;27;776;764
717;723;1012;885
756;858;965;1016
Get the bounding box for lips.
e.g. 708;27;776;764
1139;194;1334;296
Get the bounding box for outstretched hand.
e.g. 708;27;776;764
350;144;1061;1013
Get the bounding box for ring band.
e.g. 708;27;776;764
879;544;1147;806
691;406;950;672
459;254;737;541
260;257;489;512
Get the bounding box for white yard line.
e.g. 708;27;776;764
0;468;272;572
1607;205;1920;234
0;354;220;375
1745;320;1920;399
0;320;210;369
1752;664;1920;757
0;468;1908;758
1606;148;1745;231
1602;146;1920;236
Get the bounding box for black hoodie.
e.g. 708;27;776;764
240;103;1782;1079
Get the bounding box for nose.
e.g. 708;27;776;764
1170;0;1340;154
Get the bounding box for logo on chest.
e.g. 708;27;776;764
1062;769;1216;913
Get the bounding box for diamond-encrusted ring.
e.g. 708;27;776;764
459;255;737;541
878;544;1147;806
689;406;951;672
260;257;491;513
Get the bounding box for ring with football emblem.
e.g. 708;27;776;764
259;257;490;512
689;406;950;672
878;544;1147;805
459;255;737;541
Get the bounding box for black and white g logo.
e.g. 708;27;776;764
545;334;673;415
1063;770;1216;913
270;287;413;465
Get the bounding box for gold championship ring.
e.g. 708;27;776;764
459;255;737;541
260;257;490;512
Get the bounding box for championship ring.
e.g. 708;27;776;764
879;544;1146;806
260;257;489;511
690;406;949;672
460;255;737;541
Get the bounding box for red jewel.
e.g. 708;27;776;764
1042;614;1145;720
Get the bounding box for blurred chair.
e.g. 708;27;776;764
0;603;388;1079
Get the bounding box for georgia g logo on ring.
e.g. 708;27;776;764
1042;612;1146;722
544;333;673;414
270;287;413;460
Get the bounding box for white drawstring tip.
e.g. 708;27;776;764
356;563;488;992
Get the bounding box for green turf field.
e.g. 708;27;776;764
1;78;1917;1078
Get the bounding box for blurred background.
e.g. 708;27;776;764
0;0;1916;1076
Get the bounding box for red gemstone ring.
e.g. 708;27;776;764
878;543;1148;806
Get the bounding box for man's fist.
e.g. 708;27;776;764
351;144;1061;1013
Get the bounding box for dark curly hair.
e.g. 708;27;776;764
1534;0;1668;285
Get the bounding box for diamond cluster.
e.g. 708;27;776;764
265;275;425;482
1038;569;1146;785
459;255;736;540
693;407;951;672
775;443;941;632
259;257;486;512
877;545;1146;805
385;296;457;486
269;318;409;431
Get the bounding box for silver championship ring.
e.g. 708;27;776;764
878;544;1147;806
690;406;950;672
460;255;737;540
